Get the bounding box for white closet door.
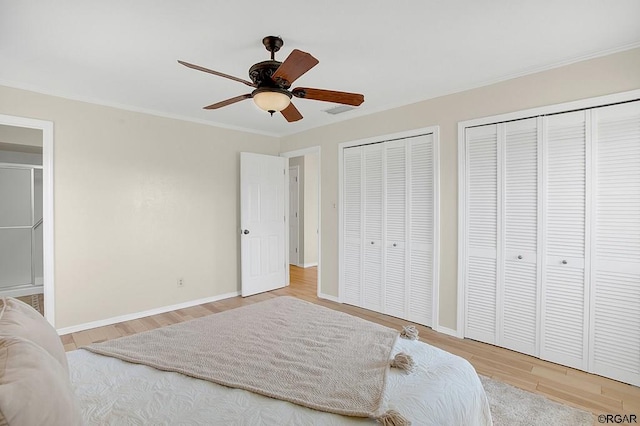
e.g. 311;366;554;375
465;124;498;344
408;135;434;326
342;147;363;306
501;118;540;356
384;140;407;319
541;110;588;370
590;101;640;386
363;144;384;312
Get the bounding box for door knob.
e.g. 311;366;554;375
370;241;374;245
517;255;523;260
393;243;397;247
562;260;567;265
243;229;250;235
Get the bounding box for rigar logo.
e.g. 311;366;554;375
598;414;638;424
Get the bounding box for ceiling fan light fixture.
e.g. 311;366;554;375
252;87;292;114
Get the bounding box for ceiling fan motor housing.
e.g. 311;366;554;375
248;61;289;89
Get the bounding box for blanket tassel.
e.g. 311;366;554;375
390;352;415;373
400;325;419;340
375;409;412;426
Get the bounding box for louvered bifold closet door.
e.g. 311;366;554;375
501;118;540;356
465;124;498;344
342;147;364;306
363;144;384;312
383;140;407;319
407;135;434;326
541;110;589;370
590;101;640;386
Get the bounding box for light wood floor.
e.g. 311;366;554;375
17;293;44;316
62;266;640;417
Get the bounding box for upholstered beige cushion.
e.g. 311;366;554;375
0;298;68;372
0;337;83;426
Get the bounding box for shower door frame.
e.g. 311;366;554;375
0;114;54;327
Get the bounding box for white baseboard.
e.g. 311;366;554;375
57;291;240;335
318;292;339;302
302;262;318;268
436;325;463;338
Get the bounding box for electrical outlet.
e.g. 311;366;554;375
177;278;184;288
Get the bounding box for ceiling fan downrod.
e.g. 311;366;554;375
262;36;283;61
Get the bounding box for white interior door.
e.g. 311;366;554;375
342;146;363;306
590;101;640;386
464;124;499;344
363;144;384;312
407;134;435;327
501;118;539;356
541;110;588;370
241;152;287;297
288;166;300;265
383;140;407;319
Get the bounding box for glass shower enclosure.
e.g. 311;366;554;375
0;164;43;298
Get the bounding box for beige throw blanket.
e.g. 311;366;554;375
85;297;402;421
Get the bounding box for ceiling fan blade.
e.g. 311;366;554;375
271;49;319;87
178;60;256;87
203;94;252;110
280;102;303;122
292;87;364;106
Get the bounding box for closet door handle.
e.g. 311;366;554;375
370;241;375;245
393;243;397;247
562;260;568;265
517;255;523;260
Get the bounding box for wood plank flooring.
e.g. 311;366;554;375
62;266;640;417
16;293;44;315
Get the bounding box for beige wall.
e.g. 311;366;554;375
0;85;279;329
279;47;640;330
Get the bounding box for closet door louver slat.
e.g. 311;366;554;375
591;102;640;386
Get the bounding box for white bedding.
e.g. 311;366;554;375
68;338;492;425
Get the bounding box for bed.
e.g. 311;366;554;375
0;297;492;426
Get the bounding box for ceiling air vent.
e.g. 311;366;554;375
323;105;356;115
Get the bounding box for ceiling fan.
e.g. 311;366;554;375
178;36;364;122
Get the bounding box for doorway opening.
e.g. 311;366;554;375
281;147;321;298
288;164;300;266
0;115;54;326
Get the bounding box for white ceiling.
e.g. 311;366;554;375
1;1;639;137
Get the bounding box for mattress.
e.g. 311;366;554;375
68;337;492;425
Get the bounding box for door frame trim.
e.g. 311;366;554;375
0;114;55;327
